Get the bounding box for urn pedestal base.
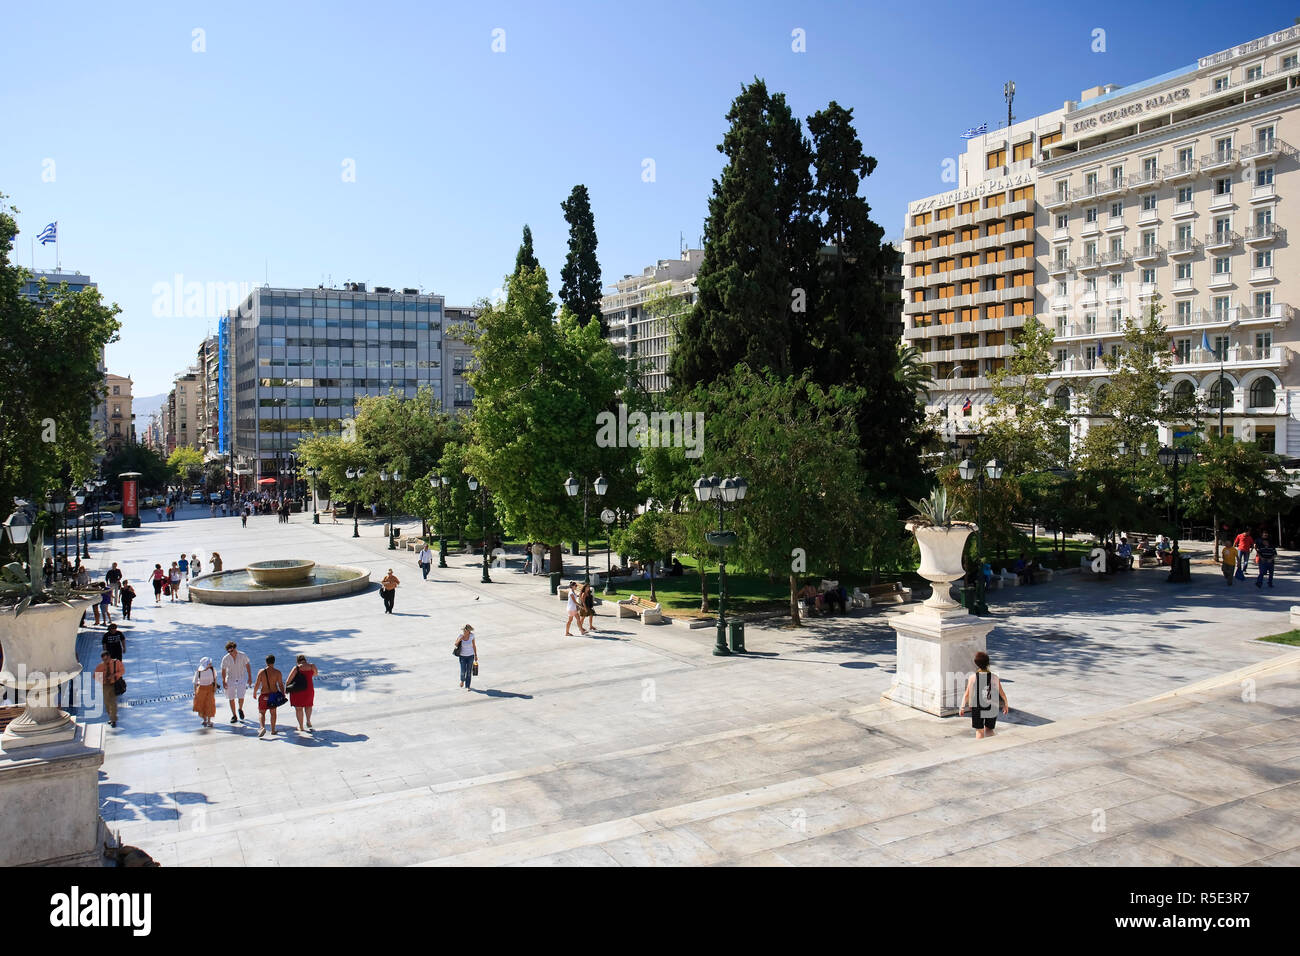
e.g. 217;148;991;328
884;603;994;716
0;721;106;866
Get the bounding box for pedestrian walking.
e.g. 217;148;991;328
211;552;223;573
1256;532;1277;588
454;624;477;691
418;543;433;580
106;562;122;606
168;562;182;602
1234;528;1254;581
380;569;399;614
286;654;319;732
193;656;219;728
92;580;112;626
958;651;1008;739
564;582;585;636
241;507;248;528
156;505;164;522
531;542;544;576
119;580;136;620
178;554;189;579
253;654;285;738
151;564;165;605
1221;541;1237;586
221;640;252;723
94;651;124;728
102;622;125;661
582;582;598;633
167;504;175;521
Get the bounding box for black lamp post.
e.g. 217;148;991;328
93;478;107;541
1157;445;1194;582
467;476;492;583
380;469;403;549
429;474;450;568
694;473;748;656
48;492;66;571
957;456;1004;615
305;467;319;523
346;466;365;537
600;508;616;594
563;473;608;586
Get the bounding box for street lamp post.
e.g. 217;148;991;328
73;488;88;560
957;457;1004;615
694;474;748;656
467;476;493;583
380;469;403;549
1157;445;1195;582
48;492;66;571
305;467;319;523
563;474;608;586
93;478;106;541
430;474;450;568
346;466;365;537
600;508;616;595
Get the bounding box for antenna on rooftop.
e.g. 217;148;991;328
1004;80;1016;129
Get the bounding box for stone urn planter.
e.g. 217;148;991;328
0;599;93;751
906;521;977;609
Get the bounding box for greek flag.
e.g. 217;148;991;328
1201;331;1214;355
37;221;57;245
961;123;988;139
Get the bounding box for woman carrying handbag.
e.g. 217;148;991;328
286;654;320;732
192;656;219;728
454;624;477;691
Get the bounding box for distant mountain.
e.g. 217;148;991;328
133;393;167;423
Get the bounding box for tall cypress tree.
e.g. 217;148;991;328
514;224;539;275
671;79;816;391
559;185;603;331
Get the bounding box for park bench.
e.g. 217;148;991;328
866;582;912;605
617;595;663;624
996;568;1019;588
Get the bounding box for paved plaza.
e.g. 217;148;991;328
78;507;1300;866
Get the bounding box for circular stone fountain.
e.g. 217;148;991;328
189;561;370;606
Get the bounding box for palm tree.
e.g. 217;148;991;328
895;343;933;401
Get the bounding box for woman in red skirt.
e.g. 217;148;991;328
287;654;320;733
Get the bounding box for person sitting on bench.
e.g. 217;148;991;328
1013;553;1035;585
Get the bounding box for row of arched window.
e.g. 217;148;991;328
1053;377;1277;411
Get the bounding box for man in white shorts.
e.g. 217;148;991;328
221;640;253;723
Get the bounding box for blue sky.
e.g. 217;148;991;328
2;0;1294;395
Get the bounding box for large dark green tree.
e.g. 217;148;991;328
672;79;815;386
559;185;603;331
0;196;121;518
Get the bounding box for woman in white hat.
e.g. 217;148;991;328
192;656;219;728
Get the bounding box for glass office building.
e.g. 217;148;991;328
228;284;444;488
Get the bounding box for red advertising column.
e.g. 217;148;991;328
120;472;141;528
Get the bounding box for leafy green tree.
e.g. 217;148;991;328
0;197;122;513
559;185;602;331
982;316;1070;474
295;434;376;519
462;265;627;574
1183;436;1290;556
687;366;869;625
611;510;670;601
167;447;205;486
514;225;538;275
102;443;170;492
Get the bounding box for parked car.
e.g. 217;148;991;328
189;491;204;504
78;511;119;526
101;500;122;512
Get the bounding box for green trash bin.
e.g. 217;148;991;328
549;571;561;595
728;620;746;654
1169;555;1191;582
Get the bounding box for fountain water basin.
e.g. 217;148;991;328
189;563;370;606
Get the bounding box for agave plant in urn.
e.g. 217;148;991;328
905;487;977;610
0;508;101;750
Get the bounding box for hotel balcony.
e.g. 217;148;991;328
1096;177;1128;199
1072;181;1106;204
1044;189;1073;212
1251;266;1276;283
1047;258;1072;277
1204;230;1241;251
1169;237;1201;257
1244;223;1285;244
1240;138;1296;164
1072;254;1102;272
1128;170;1163;190
1237;302;1292;323
1172;277;1194;293
1055;318;1124;339
1099;250;1130;268
1131;243;1165;263
1172;344;1287;370
1198;148;1240;174
1163;159;1198;182
1252;182;1277;202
